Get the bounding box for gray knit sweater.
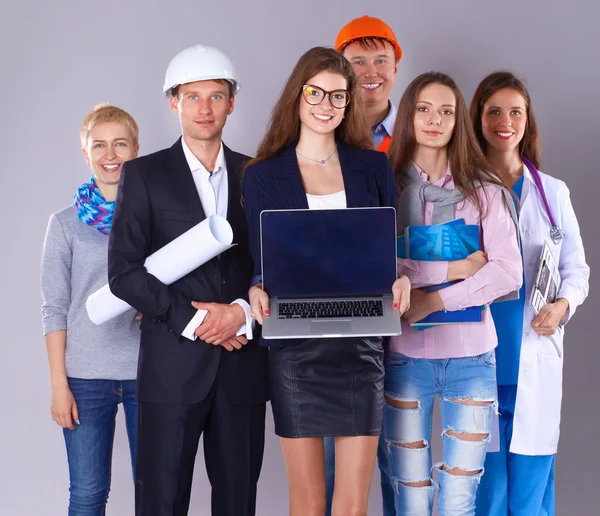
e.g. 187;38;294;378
41;206;139;380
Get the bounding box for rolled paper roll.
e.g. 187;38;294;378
87;214;234;325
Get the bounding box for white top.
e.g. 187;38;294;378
180;138;252;341
306;190;347;210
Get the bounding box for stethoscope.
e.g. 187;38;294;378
521;156;565;244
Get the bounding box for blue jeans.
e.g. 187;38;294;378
63;378;138;516
476;385;555;516
378;351;497;516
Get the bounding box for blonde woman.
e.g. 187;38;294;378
41;104;140;515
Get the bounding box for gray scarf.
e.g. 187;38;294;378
397;163;520;302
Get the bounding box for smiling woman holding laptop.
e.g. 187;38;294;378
242;47;410;516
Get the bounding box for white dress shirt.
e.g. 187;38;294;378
179;138;253;341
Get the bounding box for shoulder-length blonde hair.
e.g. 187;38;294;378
247;47;372;168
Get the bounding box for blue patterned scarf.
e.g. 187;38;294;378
74;177;114;235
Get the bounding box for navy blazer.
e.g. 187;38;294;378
242;142;397;347
108;138;268;404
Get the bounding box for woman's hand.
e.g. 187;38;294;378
51;384;79;430
463;250;488;277
532;298;569;336
249;283;270;325
402;289;445;324
448;250;488;281
391;276;411;315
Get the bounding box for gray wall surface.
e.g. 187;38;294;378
1;0;597;514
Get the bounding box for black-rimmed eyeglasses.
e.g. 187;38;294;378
301;84;351;109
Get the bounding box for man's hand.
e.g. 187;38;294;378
51;384;79;430
392;276;411;315
191;302;245;345
532;298;569;336
402;289;444;325
220;335;249;352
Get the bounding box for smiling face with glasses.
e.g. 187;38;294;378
298;71;350;136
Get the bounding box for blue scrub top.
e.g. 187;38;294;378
490;175;526;385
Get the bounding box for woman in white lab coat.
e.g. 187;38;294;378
470;71;590;516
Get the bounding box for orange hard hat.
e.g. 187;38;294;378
334;15;402;63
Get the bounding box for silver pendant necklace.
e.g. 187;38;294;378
295;147;337;164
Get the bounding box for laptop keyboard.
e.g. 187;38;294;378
278;300;384;319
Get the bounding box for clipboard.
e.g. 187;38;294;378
530;241;563;357
530;241;561;313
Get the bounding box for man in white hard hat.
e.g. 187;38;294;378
108;44;268;516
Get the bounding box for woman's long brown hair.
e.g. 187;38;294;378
388;71;504;217
246;47;372;169
470;71;541;169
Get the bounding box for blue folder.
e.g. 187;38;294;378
406;223;479;261
412;281;484;327
397;218;466;259
397;219;484;329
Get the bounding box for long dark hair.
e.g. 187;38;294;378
388;71;504;216
247;47;371;168
470;71;541;169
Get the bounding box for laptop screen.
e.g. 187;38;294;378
261;207;397;298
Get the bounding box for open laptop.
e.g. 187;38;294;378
260;207;401;339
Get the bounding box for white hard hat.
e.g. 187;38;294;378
163;44;241;96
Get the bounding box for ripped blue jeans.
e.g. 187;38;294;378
378;351;497;516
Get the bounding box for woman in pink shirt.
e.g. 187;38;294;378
377;72;523;516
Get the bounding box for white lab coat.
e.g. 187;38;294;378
509;164;590;455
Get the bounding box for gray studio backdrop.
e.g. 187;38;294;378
1;0;597;514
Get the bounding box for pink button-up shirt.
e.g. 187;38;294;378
389;164;523;359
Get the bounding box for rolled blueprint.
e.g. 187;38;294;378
86;215;234;325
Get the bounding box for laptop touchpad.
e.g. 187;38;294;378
310;321;352;334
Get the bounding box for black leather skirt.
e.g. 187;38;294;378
269;337;384;438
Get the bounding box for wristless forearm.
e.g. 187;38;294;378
45;330;69;389
447;260;467;281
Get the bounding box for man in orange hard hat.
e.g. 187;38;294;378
335;15;401;154
325;18;402;515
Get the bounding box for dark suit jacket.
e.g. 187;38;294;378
242;142;398;348
108;138;268;405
